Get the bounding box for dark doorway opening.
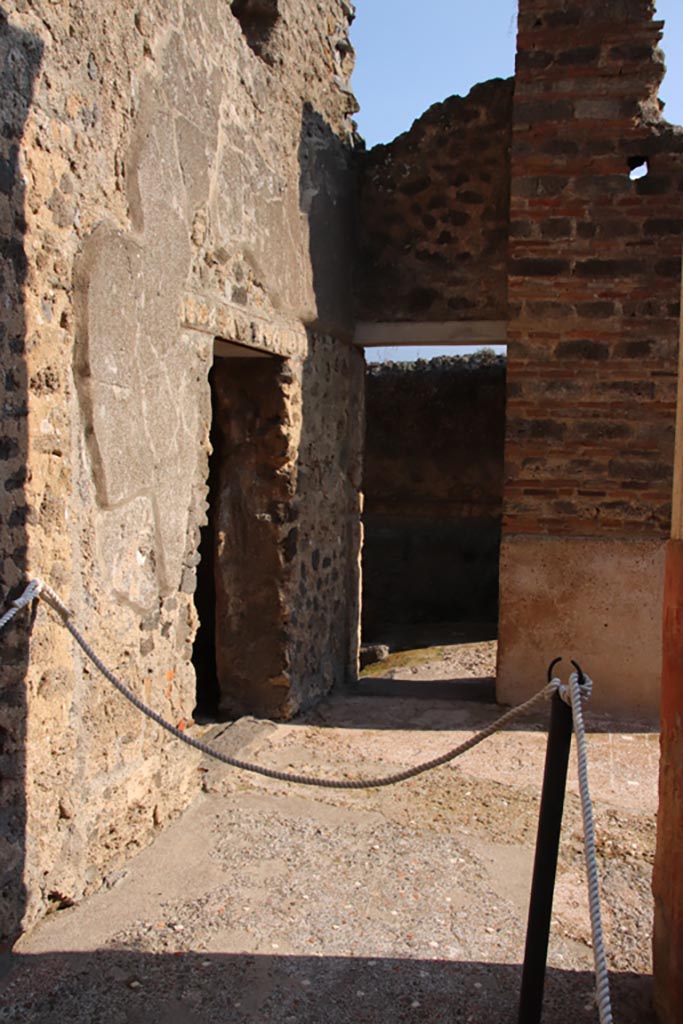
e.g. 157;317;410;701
193;361;221;719
192;343;288;722
361;350;507;657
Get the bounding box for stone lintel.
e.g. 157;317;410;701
354;320;508;348
181;292;307;359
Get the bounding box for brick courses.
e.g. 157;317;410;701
505;0;683;538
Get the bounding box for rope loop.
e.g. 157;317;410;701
11;577;43;610
551;670;593;706
0;577;43;632
34;577;72;622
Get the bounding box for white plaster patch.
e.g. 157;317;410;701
97;496;159;611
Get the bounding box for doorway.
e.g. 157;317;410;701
192;341;290;721
361;349;507;655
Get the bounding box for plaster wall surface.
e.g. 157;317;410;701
497;534;665;717
0;0;361;942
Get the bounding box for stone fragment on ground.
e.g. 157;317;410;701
359;643;391;669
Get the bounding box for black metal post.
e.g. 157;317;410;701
517;665;574;1024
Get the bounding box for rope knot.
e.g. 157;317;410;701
11;578;43;610
551;671;593;706
35;579;72;622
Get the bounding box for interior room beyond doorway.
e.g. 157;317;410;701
193;339;288;721
360;344;507;664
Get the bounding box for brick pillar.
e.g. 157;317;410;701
652;248;683;1024
653;541;683;1023
498;0;683;716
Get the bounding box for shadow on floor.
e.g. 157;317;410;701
300;679;657;735
0;950;654;1024
357;676;496;703
364;620;498;652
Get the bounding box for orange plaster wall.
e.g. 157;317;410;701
653;539;683;1024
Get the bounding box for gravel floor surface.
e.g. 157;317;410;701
1;638;659;1023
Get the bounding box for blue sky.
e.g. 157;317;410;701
350;1;683;362
351;0;683;147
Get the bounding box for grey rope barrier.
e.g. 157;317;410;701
566;664;614;1024
4;579;555;788
1;578;555;789
67;619;556;788
519;657;614;1024
0;577;42;633
1;579;616;1023
68;618;561;786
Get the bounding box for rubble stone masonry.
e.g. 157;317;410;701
356;79;513;322
0;0;362;943
3;0;683;974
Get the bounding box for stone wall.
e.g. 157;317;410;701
0;0;362;942
353;0;683;716
362;355;506;636
205;334;363;720
288;334;364;707
497;0;683;716
356;78;513;322
4;0;683;954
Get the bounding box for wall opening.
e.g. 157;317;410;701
193;361;221;719
628;155;649;181
361;347;507;661
193;341;288;722
231;0;279;64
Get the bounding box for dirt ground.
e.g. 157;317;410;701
1;635;659;1023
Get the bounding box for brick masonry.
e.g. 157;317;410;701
505;0;683;538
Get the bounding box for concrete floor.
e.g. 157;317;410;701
1;641;659;1023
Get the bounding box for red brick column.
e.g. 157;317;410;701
506;0;681;541
498;0;683;716
653;540;683;1024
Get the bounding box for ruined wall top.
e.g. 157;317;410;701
356;78;513;323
